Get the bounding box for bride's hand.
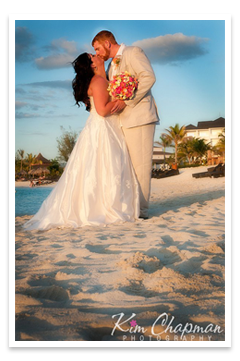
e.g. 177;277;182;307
111;100;127;114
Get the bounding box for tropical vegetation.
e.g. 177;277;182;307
15;122;225;180
154;134;172;168
15;153;63;180
178;137;211;165
164;124;186;165
56;126;78;162
212;128;225;156
158;123;219;167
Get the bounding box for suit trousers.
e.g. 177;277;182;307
121;122;156;218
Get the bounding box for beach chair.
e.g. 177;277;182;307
192;163;225;178
207;163;225;178
156;168;179;179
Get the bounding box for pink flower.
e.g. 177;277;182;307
107;71;138;100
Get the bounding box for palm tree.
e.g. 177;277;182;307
26;153;37;171
216;128;225;154
178;137;195;164
211;128;225;163
165;124;186;165
155;134;172;167
178;137;210;164
17;149;25;172
192;137;211;161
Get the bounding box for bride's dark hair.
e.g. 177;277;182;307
72;53;94;112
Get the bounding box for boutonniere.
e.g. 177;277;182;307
112;55;121;68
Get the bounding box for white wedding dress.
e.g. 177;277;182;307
23;97;140;231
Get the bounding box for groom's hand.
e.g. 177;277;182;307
111;100;126;114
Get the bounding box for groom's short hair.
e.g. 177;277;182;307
92;30;117;46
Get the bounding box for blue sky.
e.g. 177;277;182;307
15;19;225;160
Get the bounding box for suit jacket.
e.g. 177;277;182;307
108;46;160;128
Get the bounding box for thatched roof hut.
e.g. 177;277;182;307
17;170;27;175
32;153;51;169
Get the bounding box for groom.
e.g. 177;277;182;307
92;30;159;219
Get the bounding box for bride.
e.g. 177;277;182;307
23;53;140;231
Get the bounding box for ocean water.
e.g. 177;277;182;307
15;187;53;216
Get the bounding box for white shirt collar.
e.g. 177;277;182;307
109;44;126;79
116;43;126;57
112;43;126;61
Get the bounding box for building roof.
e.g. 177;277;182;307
185;124;197;130
186;117;225;130
197;117;225;129
153;151;172;155
35;153;51;164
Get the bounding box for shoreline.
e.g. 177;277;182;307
15;180;57;188
15;166;212;189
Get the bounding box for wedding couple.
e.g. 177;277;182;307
23;30;159;231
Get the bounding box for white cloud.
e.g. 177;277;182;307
132;33;209;64
15;101;28;109
35;38;82;70
51;38;78;54
15;112;40;119
35;53;74;70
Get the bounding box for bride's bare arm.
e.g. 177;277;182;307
90;76;116;117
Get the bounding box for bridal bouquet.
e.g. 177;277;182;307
107;71;138;100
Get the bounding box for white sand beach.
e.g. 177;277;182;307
15;166;225;342
15;180;57;188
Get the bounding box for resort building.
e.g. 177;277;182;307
185;117;225;147
152;146;173;168
185;117;225;165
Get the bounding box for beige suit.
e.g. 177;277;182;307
108;46;160;218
